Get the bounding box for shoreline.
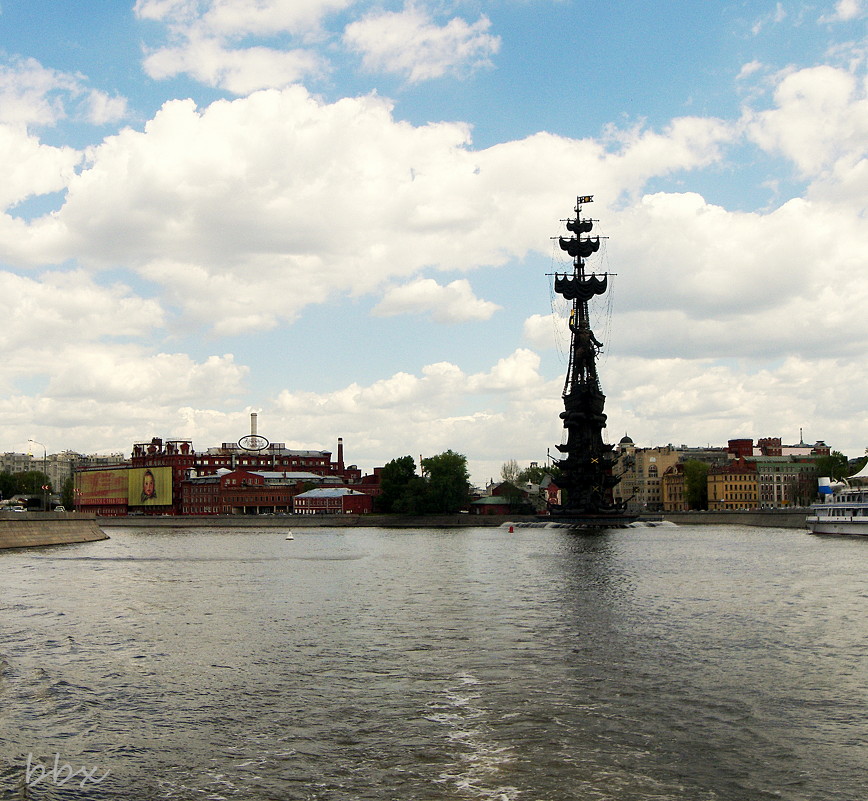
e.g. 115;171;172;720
96;510;811;530
1;510;811;550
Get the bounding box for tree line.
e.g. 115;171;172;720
375;450;471;514
0;471;76;508
0;470;51;502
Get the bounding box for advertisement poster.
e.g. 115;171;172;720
77;469;128;505
127;466;173;506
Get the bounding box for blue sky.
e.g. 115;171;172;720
1;0;866;484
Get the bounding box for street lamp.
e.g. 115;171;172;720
29;439;47;511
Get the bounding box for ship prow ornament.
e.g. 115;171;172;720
544;196;636;528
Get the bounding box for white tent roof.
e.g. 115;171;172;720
848;460;868;481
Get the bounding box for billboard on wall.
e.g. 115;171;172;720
128;466;173;506
77;469;128;505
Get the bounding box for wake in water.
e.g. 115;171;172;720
425;672;519;801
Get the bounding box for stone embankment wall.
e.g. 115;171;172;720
0;513;109;549
98;510;810;529
662;511;809;529
99;514;522;529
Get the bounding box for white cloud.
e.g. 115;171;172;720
373;277;500;322
138;1;500;90
269;348;557;482
0;86;732;334
820;0;865;22
751;2;787;35
0;270;164;354
46;350;246;404
0;56;129;128
135;0;352;37
523;312;569;352
136;0;350;93
0;125;80;210
0;57;77;127
83;90;131;126
343;5;500;82
604;354;868;460
745;64;868;177
737;60;764;81
141;31;324;92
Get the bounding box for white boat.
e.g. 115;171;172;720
807;462;868;536
285;530;294;540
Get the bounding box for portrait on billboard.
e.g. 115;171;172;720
128;466;172;506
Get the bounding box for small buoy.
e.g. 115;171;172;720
285;531;294;540
508;525;514;533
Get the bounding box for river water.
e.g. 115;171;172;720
0;523;864;801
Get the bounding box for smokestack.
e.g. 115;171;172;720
337;437;344;470
251;413;258;436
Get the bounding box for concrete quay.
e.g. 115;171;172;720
0;512;109;549
96;510;811;529
661;510;810;529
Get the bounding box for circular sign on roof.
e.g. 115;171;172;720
239;434;269;452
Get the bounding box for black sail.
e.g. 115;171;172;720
554;273;607;302
559;235;600;259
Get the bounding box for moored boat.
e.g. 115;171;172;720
806;462;868;536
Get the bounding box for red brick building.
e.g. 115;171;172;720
75;434;368;516
293;488;372;515
181;469;335;515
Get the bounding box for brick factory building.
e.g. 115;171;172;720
292;487;372;515
74;416;371;516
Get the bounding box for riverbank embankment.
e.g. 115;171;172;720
0;512;109;549
662;510;809;529
100;514;520;529
97;510;810;529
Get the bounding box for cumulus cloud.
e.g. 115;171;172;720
134;0;352;37
46;350;246;404
141;31;324;93
269;348;557;481
0;56;128;128
2;85;733;333
372;277;500;322
135;0;349;92
136;1;500;90
745;64;868;177
0;270;164;353
605;354;868;460
343;5;500;82
523;312;570;352
0;125;80;210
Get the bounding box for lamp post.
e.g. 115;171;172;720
29;439;47;511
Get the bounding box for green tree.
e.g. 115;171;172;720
376;456;418;513
393;476;429;515
0;471;15;503
683;460;709;510
814;451;850;480
16;470;50;495
517;463;551;485
61;475;75;509
421;450;471;513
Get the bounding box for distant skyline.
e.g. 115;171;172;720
1;1;866;485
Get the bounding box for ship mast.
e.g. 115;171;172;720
550;195;625;521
